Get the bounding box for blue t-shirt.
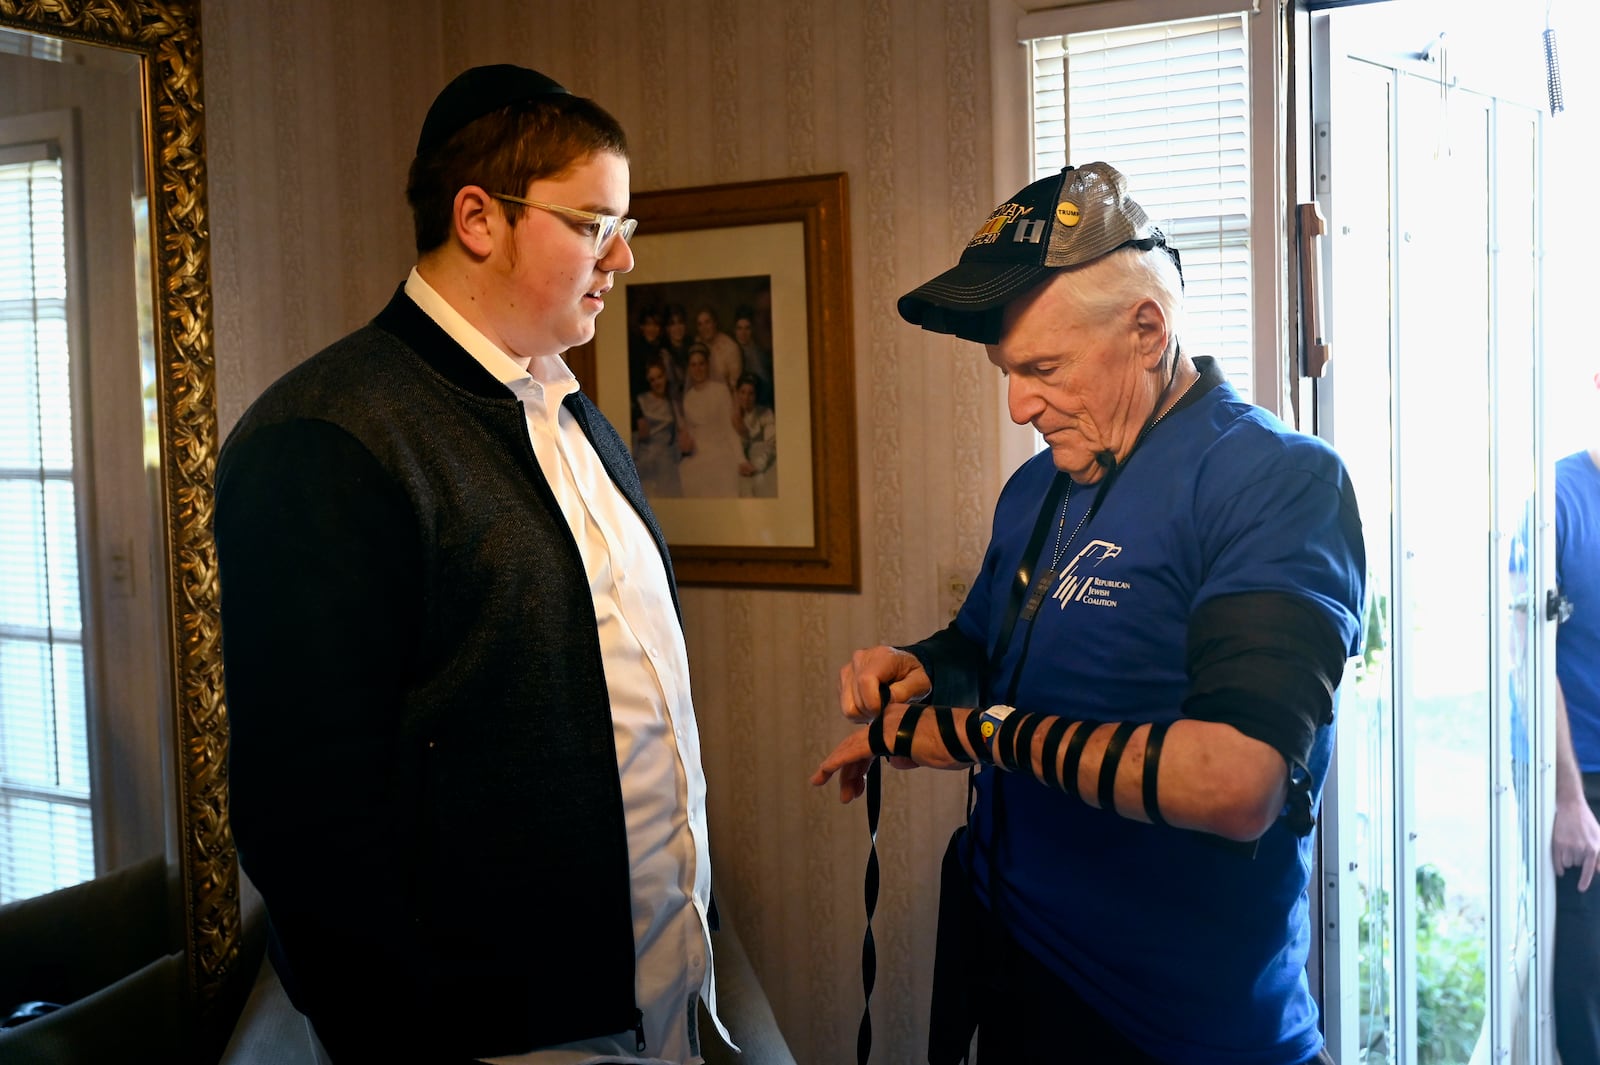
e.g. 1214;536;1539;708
954;365;1365;1064
1557;450;1600;772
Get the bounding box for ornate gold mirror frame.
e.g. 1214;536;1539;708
0;0;236;1011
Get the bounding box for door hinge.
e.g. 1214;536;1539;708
1315;121;1331;197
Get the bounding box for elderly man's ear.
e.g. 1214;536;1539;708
1134;298;1169;368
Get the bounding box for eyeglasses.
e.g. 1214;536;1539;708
489;193;638;258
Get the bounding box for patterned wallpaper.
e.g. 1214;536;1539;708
206;2;1003;1061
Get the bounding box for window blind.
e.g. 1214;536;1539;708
1030;14;1255;398
0;147;95;904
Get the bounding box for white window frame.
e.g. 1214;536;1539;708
990;0;1292;479
0;108;97;903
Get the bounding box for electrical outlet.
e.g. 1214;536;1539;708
937;563;970;623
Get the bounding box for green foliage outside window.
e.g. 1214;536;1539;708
1357;864;1487;1064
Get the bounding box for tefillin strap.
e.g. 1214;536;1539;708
856;684;888;1065
858;688;982;1065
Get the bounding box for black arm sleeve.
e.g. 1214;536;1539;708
899;621;987;707
1183;590;1349;771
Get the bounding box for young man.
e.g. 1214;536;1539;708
216;65;729;1064
815;162;1364;1064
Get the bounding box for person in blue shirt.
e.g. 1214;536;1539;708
1552;384;1600;1065
813;162;1365;1064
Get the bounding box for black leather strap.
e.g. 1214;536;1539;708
1039;717;1072;791
995;710;1027;772
1143;720;1172;826
1059;721;1097;800
991;472;1070;678
867;713;891;758
1098;721;1139;814
965;710;987;766
932;706;975;763
893;704;926;759
858;749;880;1065
858;684;890;1065
1012;713;1044;776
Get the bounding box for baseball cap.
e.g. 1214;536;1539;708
416;64;571;157
897;162;1181;345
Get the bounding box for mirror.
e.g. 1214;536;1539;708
0;0;235;1014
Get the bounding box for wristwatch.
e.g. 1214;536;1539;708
978;704;1015;767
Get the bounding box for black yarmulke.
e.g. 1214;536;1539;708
415;64;570;156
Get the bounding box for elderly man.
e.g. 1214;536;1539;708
814;162;1365;1064
216;65;729;1064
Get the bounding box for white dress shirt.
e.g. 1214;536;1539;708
403;270;730;1065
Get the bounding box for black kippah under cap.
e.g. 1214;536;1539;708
415;64;571;157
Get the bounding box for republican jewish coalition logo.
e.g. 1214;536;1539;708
1052;540;1128;609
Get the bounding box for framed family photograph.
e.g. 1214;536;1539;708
572;172;859;590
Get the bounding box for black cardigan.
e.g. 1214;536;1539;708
215;286;682;1060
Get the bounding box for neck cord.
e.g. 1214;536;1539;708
976;353;1206;939
1025;362;1199;630
1045;481;1086;572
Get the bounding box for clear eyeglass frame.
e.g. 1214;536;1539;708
489;192;638;257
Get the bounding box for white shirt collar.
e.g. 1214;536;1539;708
403;267;578;397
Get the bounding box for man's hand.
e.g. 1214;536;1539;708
837;645;931;724
1553;682;1598;890
810;702;977;803
1554;793;1600;892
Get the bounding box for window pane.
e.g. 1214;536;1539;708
0;317;75;468
1324;55;1399;1065
0;637;62;790
0;637;84;787
0;147;93;900
0;158;67;302
1032;13;1255;400
0;795;92;904
1395;79;1492;1065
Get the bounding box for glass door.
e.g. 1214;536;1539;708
1311;4;1550;1062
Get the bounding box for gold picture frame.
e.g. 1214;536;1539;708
0;0;236;1015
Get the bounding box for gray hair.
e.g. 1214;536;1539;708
1050;246;1185;357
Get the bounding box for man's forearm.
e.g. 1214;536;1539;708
894;702;1291;841
1001;713;1289;842
1557;681;1586;805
